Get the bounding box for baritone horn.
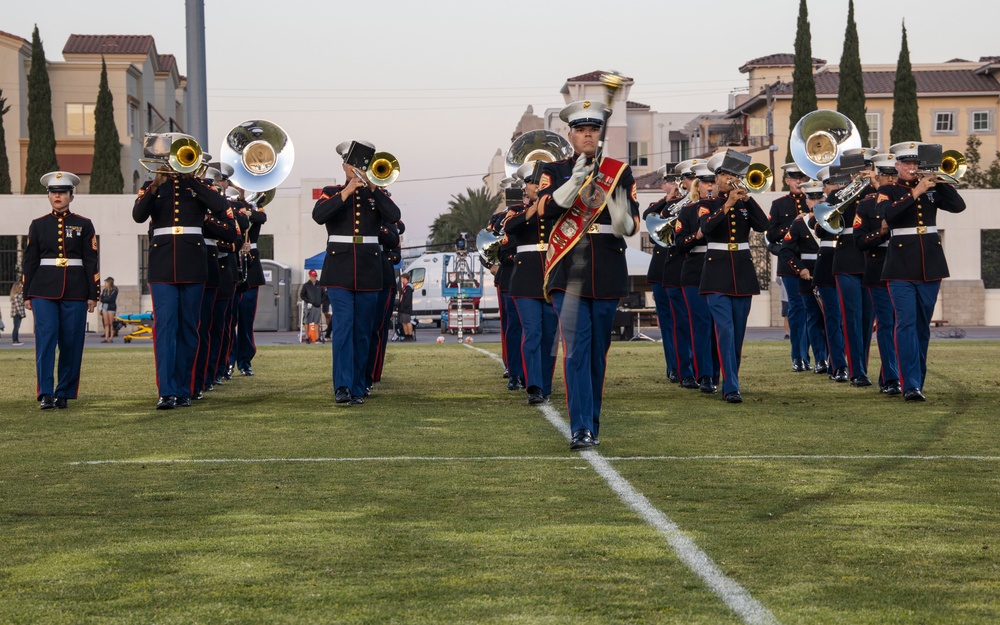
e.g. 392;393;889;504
220;119;295;192
140;133;206;175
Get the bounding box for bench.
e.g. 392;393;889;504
931;319;949;327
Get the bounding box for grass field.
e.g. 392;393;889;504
1;339;999;624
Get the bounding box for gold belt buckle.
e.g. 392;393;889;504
56;258;69;268
728;243;739;252
537;243;547;251
172;226;184;235
587;223;600;234
353;235;364;244
917;226;927;235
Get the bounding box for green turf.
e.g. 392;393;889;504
1;339;998;624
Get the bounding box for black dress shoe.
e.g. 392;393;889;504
156;396;176;410
54;397;68;409
813;360;828;374
350;396;364;405
175;397;192;408
904;388;926;401
527;387;545;405
39;394;55;410
335;388;352;404
667;370;679;383
240;368;254;377
214;376;225;385
205;383;215;392
226;365;235;377
699;377;718;394
193;391;205;400
724;391;743;403
880;380;902;395
508;376;525;391
831;367;849;382
502;369;509;379
792;359;811;372
681;377;699;389
851;374;872;387
570;429;596;450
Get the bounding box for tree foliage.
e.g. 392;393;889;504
836;0;870;147
0;88;11;194
90;57;124;194
429;187;502;246
786;0;818;163
24;25;59;194
890;23;921;144
961;135;1000;189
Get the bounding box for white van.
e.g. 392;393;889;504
402;252;499;327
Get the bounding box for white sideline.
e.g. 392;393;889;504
464;344;781;625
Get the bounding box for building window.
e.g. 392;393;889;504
138;235;150;295
257;234;274;260
628;141;649;167
0;235;27;296
128;102;139;136
932;110;957;135
982;230;1000;289
971;110;993;134
865;112;881;150
66;103;96;136
671;139;690;162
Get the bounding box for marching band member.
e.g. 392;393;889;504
767;163;813;372
661;160;699;388
234;191;269;376
813;166;850;382
212;189;249;386
877;142;966;401
699;151;769;403
488;206;511;379
854;153;901;395
133;167;227;409
833;148;878;388
778;179;828;372
366;219;401;392
313;141;401;404
537;100;639;450
22;172;99;410
644;165;680;382
505;161;557;405
498;201;524;392
672;161;720;393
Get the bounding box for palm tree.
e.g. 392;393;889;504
429;186;503;246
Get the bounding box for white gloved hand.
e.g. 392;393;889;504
551;156;592;208
608;187;636;237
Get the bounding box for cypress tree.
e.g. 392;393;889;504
890;22;921;143
24;25;60;194
787;0;818;163
836;0;870;147
0;88;11;194
90;57;124;193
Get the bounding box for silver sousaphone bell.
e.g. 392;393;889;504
220;120;295;192
789;110;862;180
504;130;574;178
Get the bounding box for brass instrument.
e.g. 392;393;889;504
917;149;966;184
731;163;773;194
367;152;400;187
246;188;276;208
645;181;702;248
504;130;574;178
139;133;206;176
813;200;845;235
476;228;502;265
789;110;863;180
220;120;295;192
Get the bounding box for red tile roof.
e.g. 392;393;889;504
57;153;94;176
812;69;1000;95
157;54;176;73
0;29;29;45
627;101;650;109
740;53;826;73
566;70;635;83
63;34;155;56
635;170;666;190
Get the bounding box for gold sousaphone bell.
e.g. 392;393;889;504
139;133;206;175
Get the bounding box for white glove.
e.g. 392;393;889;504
607;187;636;237
551;156;592;208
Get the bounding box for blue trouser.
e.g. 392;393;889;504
888;280;939;392
650;283;678;377
800;290;828;362
836;274;874;379
513;296;559;397
365;287;392;388
194;287;217;394
228;290;243;369
667;286;694;380
817;284;847;369
150;282;205;398
551;292;617;439
682;286;719;382
208;297;232;385
217;293;239;379
328;287;379;397
502;292;524;381
866;286;899;386
497;287;508;368
235;287;260;371
31;298;88;400
706;294;752;396
782;275;808;363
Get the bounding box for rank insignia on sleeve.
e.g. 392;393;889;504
698;206;710;218
674;221;682;233
877;193;888;204
853;214;863;229
539;173;551;191
630;183;637;203
784;232;792;241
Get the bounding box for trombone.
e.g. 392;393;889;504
139;133;206;176
917;149;967;185
731;163;773;194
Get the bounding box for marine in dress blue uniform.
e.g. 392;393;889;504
767;163;813;372
133;169;228;409
643;165;680;382
698;151;769;403
235;190;269;376
505;161;558;404
365;219;401;391
537;100;639;450
313;140;401;404
853;153;901;395
22;172;99;410
497;201;524;391
812;166;850;382
877;142;966;401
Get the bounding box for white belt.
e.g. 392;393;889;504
517;243;548;253
586;224;617;235
690;245;708;253
820;240;836;248
840;228;854;235
706;242;749;252
329;235;378;244
249;243;258;250
217;250;228;259
39;258;83;267
879;242;889;248
892;226;938;236
152;226;203;237
801;253;818;260
204;238;217;247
